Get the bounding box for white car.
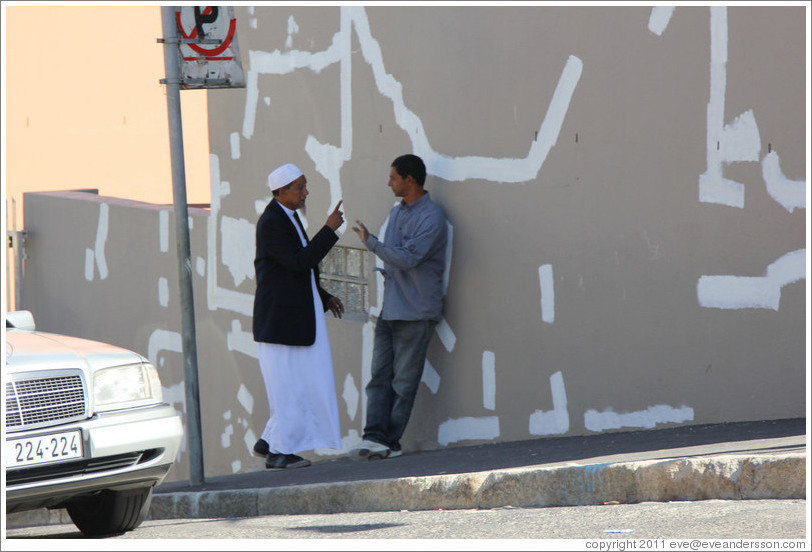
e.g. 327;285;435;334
4;311;184;536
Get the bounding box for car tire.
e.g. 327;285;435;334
66;487;153;536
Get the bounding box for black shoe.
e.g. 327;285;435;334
268;454;311;470
253;439;270;458
254;439;282;465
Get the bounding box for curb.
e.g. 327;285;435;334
6;452;805;528
146;452;806;520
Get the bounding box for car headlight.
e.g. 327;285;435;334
93;362;164;411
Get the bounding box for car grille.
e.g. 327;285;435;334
5;374;88;430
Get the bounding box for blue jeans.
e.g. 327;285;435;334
363;319;437;451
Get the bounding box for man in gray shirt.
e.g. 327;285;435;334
349;154;447;461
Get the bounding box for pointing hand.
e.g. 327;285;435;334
326;200;344;231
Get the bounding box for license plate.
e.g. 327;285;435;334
6;430;84;468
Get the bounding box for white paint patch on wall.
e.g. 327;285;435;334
158;277;169;307
242;7;580;184
342;372;359;421
230;131;241;160
237;384;254;415
221;422;233;448
435;318;456;352
84;249;94;281
648;6;674;36
349;6;582;183
303;9;353;223
227;319;258;358
148;329;182;369
697;7;761;209
242;35;341;139
305;136;346;233
243;428;258;457
437;416;500;447
196;257;206;276
421;359;440;394
697;249;806;310
85;203;110;281
206;154;254;316
220;216;256;287
94;203;109;279
529;370;569;435
285;15;299;49
584;404;695;432
720;109;760;164
339;8;352;161
482;351;496;411
539;264;555;324
762;151;806;213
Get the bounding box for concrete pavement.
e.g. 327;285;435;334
6;418;807;528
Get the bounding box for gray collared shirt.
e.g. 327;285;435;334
365;191;448;322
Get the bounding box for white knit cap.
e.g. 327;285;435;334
267;163;304;191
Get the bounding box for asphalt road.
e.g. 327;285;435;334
5;499;808;544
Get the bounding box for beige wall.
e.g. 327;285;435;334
17;6;807;483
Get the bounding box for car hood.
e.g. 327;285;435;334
5;330;148;374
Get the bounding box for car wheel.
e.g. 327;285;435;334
66;487;153;536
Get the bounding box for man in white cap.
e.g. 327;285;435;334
252;163;345;469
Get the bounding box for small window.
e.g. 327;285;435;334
320;246;372;318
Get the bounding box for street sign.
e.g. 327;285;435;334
175;6;245;89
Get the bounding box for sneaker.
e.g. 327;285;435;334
267;453;311;470
388;448;403;458
348;439;392;462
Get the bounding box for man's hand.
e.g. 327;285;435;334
326;296;344;319
352;220;369;243
325;200;344;231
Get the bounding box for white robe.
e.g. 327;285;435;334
257;211;341;454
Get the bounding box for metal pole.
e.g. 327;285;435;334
160;5;204;486
6;200;11;310
13;200;24;311
6;198;25;311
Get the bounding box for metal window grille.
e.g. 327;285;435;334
319;246;371;318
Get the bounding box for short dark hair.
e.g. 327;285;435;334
272;181;293;197
391;154;426;187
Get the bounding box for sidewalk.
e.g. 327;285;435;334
150;418;807;519
7;418;807;527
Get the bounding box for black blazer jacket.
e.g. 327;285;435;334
252;199;338;346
